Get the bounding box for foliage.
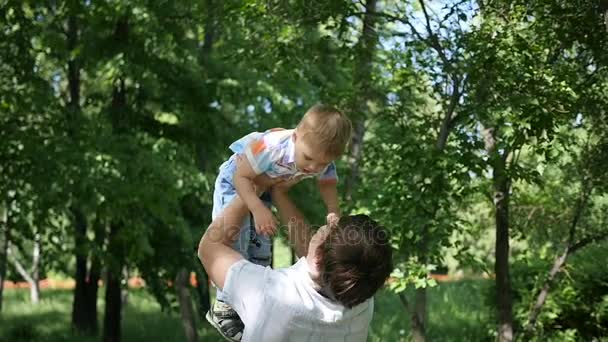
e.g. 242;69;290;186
508;242;608;341
2;0;608;340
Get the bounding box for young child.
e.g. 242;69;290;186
206;104;352;341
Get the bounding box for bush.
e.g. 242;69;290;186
507;242;608;341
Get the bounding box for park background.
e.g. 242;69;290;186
1;1;607;341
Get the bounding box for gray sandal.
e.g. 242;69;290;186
206;301;244;342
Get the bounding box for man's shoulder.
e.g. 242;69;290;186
225;259;293;289
224;260;298;312
226;259;267;279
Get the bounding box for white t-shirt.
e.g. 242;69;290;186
223;257;374;342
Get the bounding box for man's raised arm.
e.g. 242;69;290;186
197;197;250;290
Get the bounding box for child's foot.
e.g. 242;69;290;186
206;300;244;342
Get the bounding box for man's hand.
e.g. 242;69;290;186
326;212;340;227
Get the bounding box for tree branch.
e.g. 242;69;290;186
525;182;593;332
418;0;451;68
441;0;469;26
570;232;608;254
7;244;35;285
351;6;453;70
350;10;427;43
418;0;433;36
437;75;462;150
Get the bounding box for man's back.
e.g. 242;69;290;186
224;258;373;342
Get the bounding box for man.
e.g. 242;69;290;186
198;182;393;341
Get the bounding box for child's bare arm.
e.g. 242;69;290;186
233;155;264;211
318;181;340;222
233;156;277;235
271;181;311;258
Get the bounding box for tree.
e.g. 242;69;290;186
343;0;379;202
353;1;476;340
525;135;608;334
465;1;607;338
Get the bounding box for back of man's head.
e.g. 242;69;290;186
316;215;393;308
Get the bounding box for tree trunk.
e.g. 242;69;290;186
100;10;130;338
103;222;124;342
343;0;378;201
0;202;9;313
344;121;366;201
201;0;219;65
7;228;42;304
194;0;221;310
121;266;129;307
103;16;129;338
71;205;97;333
481;125;515;341
176;268;198;342
495;177;513;341
397;291;425;342
84;250;102;334
81;218;105;334
66;10;100;334
7;242;39;303
407;77;461;341
103;267;123;342
194;267;211;316
492;141;513;342
411;288;427;342
31;231;41;303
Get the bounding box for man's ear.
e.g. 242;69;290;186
308;249;322;280
293;128;300;142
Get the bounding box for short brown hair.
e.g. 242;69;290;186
297;104;352;157
316;215;393;308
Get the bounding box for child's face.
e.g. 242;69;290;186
293;132;335;174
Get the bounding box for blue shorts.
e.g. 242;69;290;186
211;154;272;300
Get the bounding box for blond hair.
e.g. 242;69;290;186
297;104;352;157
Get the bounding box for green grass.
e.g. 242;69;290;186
0;288;225;342
0;282;493;342
273;235;293;269
370;281;494;341
0;238;493;341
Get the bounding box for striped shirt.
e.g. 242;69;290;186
229;128;338;184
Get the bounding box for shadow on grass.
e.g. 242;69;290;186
0;310;90;342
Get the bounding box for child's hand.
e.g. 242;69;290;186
326;212;340;227
253;205;277;236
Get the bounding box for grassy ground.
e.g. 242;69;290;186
370;281;493;341
0;288;212;342
0;237;493;341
